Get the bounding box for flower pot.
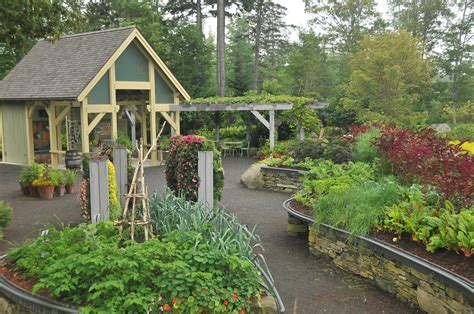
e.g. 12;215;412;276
19;182;30;196
65;183;75;194
56;185;66;197
28;186;40;198
37;186;55;200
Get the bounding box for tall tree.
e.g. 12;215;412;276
441;0;473;104
216;0;226;97
345;31;433;126
164;0;205;34
287;32;334;97
389;0;452;57
227;18;254;96
0;0;84;78
304;0;380;55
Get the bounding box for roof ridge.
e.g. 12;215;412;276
38;26;136;42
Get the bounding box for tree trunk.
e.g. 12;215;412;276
197;0;202;35
253;0;263;92
217;0;225;97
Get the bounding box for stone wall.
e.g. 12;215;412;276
308;226;474;314
260;166;306;193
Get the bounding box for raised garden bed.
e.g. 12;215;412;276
284;198;474;313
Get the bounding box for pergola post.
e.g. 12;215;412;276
173;93;181;135
269;109;275;150
47;102;59;168
81;98;90;153
140;105;148;147
109;64;118;141
297;121;305;141
25;102;35;165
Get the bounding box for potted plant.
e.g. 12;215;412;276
32;178;55;200
50;170;66;196
18;164;46;198
18;168;31;196
65;170;76;193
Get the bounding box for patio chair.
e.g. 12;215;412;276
221;141;232;157
240;141;250;157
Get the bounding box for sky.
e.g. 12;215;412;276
203;0;390;42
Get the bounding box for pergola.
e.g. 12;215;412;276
166;101;328;149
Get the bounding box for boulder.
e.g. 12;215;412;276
240;163;265;189
431;123;451;133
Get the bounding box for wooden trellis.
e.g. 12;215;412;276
118;121;167;241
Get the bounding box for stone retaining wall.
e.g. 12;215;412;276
308;226;474;314
260;166;306;193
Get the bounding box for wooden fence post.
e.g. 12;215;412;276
113;146;128;205
89;157;109;223
198;151;213;210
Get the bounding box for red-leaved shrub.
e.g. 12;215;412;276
165;135;204;201
377;127;473;207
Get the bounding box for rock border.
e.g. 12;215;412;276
283;198;474;313
260;166;306;193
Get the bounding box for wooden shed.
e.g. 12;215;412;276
0;26;190;168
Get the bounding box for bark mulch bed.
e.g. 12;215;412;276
288;199;473;282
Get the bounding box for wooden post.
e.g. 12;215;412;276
25;103;35;165
81;99;90;153
113;146;128;205
110;64;118;141
140;105;148;148
149;61;157;165
198;151;213;211
89;157;110;223
55;106;63;164
297;120;305;141
173;93;181;135
269;109;275;150
47;102;59;169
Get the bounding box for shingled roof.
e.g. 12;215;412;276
0;27;136;100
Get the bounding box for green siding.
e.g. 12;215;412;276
155;70;174;104
115;42;148;81
0;103;28;164
88;70;110;104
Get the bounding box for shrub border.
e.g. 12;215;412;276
283;198;474;305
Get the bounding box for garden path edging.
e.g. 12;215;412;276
283;198;474;313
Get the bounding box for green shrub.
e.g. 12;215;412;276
314;179;404;237
292;139;326;162
64;169;76;185
7;223;262;313
116;132;132;150
351;128;381;163
448;123;474;141
324;137;352;163
220;125;246;140
295;160;376;206
0;200;12;238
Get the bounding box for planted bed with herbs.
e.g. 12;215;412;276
2;193;267;313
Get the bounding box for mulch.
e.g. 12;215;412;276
289;200;473;282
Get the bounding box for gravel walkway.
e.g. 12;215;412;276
0;159;417;313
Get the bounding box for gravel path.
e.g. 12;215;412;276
0;159;417;313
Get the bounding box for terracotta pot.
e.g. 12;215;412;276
56;185;66;197
37;186;55;200
20;182;30;196
29;186;40;198
65;183;75;194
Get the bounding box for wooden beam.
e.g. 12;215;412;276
125;105;143;123
81;99;90;153
114;81;151;90
269;109;275;150
87;104;118;113
87;112;106;135
168;103;293;112
159;112;177;131
53;106;71;126
251;111;269;130
110;64;117;141
149;104;170;111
